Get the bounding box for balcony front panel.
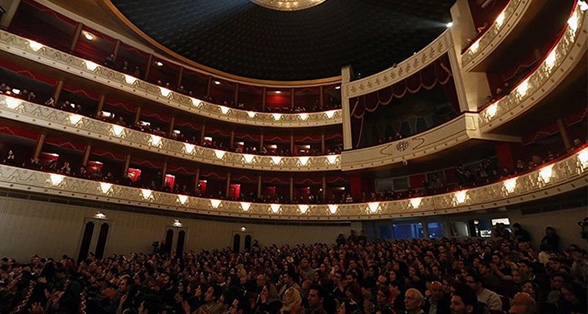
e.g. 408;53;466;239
0;30;342;128
0;148;585;220
343;31;453;98
340;114;478;170
0;95;341;172
461;0;534;71
479;4;587;132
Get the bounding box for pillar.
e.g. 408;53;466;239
341;65;353;150
69;23;83;53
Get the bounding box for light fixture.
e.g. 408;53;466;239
111;125;124;136
150;135;162;147
12;89;20;95
454;190;468;204
247;111;256;118
516;79;529;97
272;113;282;120
539;165;553;183
328;204;338;214
299;113;309;120
177;194;188;204
210;199;221;208
219;106;230;114
486;103;498;119
495;11;505;27
214;150;225;159
326;155;338;165
578;148;588;168
240;226;247;232
69;114;83;125
191;98;202;107
579;0;588;12
85;61;99;71
173;219;182;227
99;182;112;193
95;212;106;219
250;0;328;11
156;61;163;67
243;154;254;163
275;90;282;94
160;87;172;97
568;11;579;34
184;143;195;154
325;110;336;118
241;202;251;211
49;174;65;186
470;40;480;53
270;204;280;213
124;75;137;85
214;81;221;85
503;178;517;193
335;86;341;90
446;22;453;28
5;97;21;109
544;50;557;70
410;197;422;208
141;189;152;199
299;204;309;214
84;32;95;41
368;202;379;213
299;156;309;166
29;40;44;51
271;156;282;164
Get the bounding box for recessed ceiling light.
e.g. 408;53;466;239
156;61;163;67
214;81;221;85
335;86;341;90
83;32;95;41
446;22;453;28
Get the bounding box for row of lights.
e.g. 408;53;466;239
43;148;588;216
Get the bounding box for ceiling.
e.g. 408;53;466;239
106;0;456;81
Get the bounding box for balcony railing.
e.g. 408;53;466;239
0;30;342;128
461;0;534;71
0;95;341;172
0;148;585;220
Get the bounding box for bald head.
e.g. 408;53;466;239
509;293;538;314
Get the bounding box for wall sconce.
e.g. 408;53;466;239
326;155;338;165
328;204;338;214
299;156;309;166
271;156;282;165
85;60;99;71
241;202;251;211
454;190;468;204
100;182;112;194
503;178;517;193
184;143;195;154
539;165;553;183
141;189;152;199
210;199;221;208
368;202;379;213
299;204;309;214
49;174;64;186
95;212;106;219
270;204;280;213
177;195;188;205
173;219;182;227
410;197;422;208
215;150;226;159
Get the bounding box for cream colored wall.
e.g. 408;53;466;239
0;196;353;261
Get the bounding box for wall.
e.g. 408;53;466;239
0;196;352;261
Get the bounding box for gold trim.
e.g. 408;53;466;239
101;0;341;87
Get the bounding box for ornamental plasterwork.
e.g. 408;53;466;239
0;96;341;172
462;0;531;70
478;5;587;130
0;149;585;220
342;30;453;98
0;30;342;128
250;0;328;11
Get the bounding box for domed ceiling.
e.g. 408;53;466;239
109;0;456;81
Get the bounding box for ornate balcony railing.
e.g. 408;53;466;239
0;95;341;172
343;31;453;98
461;0;534;71
479;3;587;131
0;30;342;128
0;148;585;220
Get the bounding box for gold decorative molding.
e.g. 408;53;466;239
461;0;534;70
479;4;587;130
0;95;341;172
342;30;453;98
250;0;328;11
0;30;342;128
0;148;585;220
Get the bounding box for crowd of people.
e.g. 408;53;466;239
1;225;586;314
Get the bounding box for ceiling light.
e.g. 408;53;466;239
335;86;341;90
240;226;247;232
214;81;221;85
156;61;163;67
83;32;95;41
446;22;453;28
95;212;106;219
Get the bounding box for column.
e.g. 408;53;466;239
53;80;64;103
200;125;206;143
230;131;235;147
133;107;142;124
319;86;324;109
144;54;153;81
95;94;106;116
234;83;239;104
289;177;294;201
341;65;353;150
257;175;262;198
177;67;184;88
82;145;92;166
290;135;294;155
321;133;326;154
168;115;176;137
262;87;267;111
112;39;121;59
226;173;232;199
206;77;212;98
123;154;131;174
33;134;46;159
556;119;571;149
194;168;201;194
291;88;295;110
69;23;83;53
0;0;22;29
161;162;168;187
322;176;326;199
260;134;264;150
